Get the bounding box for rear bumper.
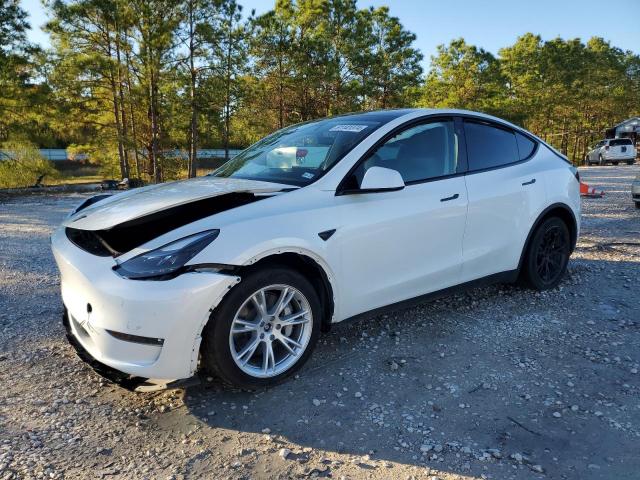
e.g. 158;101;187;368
602;155;635;162
52;226;239;386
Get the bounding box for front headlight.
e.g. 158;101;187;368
114;230;220;280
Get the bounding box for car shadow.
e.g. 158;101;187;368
175;257;639;479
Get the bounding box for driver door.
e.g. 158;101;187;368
332;118;468;320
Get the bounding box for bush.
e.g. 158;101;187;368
0;141;58;188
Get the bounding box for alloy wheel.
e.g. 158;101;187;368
229;285;313;378
534;225;568;284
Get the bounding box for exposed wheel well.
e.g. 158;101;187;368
518;204;578;272
234;253;335;333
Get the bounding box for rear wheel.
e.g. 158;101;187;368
520;217;571;290
201;267;321;389
598;154;604;166
612;161;619;166
627;161;634;166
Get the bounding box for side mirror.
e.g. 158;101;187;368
358;166;405;192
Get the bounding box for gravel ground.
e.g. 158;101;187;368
1;165;639;480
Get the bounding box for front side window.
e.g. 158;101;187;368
464;121;519;171
211;118;383;186
351;120;458;186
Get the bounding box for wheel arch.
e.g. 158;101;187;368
230;250;336;333
517;203;578;273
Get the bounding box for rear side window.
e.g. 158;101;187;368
464;121;519;171
515;132;537;160
610;139;633;146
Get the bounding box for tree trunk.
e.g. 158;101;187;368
147;37;161;183
115;24;130;179
224;29;232;161
106;35;127;180
277;25;284;129
109;73;127;180
150;70;160;183
187;0;198;178
124;43;141;180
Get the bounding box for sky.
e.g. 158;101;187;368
21;0;640;71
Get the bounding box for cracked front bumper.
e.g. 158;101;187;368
51;227;239;387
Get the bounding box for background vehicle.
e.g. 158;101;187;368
632;174;640;209
52;109;581;391
585;138;636;165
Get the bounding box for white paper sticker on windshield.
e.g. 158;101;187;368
301;172;315;179
329;124;368;133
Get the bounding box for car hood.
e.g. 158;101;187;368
64;176;294;231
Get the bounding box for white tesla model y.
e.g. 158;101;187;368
52;109;580;391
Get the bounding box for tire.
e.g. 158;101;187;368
520;217;571;290
635;202;640;210
598;155;604;166
612;161;619;166
201;267;321;389
627;161;634;166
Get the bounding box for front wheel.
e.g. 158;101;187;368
520;217;571;290
201;267;321;389
612;161;619;166
598;155;604;166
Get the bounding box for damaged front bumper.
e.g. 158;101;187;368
62;308;195;392
52;226;240;390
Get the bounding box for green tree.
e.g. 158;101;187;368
0;140;57;188
0;0;44;142
353;6;423;109
418;38;504;113
47;0;134;178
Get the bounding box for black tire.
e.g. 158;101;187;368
635;202;640;210
520;217;571;290
598;155;604;166
200;267;321;390
612;161;619;166
627;161;634;166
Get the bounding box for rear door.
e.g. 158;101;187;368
460;119;546;282
589;141;605;161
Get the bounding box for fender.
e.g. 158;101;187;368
516;202;578;274
241;246;338;322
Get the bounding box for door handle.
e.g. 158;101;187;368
440;193;459;202
522;178;536;186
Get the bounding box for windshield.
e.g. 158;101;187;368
211;117;382;186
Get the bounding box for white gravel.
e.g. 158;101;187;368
0;165;639;479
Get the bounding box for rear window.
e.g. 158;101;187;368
464;121;519;171
610;139;633;146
